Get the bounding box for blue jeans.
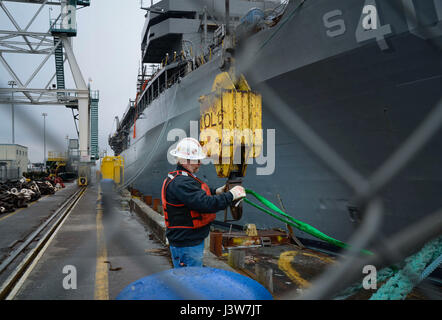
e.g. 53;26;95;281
169;241;205;268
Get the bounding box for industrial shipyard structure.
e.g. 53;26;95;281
0;0;440;303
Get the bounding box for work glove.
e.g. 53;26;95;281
229;186;246;201
215;185;226;195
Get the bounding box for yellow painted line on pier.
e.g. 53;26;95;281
94;185;109;300
278;251;310;288
300;251;335;264
0;195;50;222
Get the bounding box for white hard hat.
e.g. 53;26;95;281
170;137;206;160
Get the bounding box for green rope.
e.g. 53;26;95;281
334;237;442;300
369;236;442;300
244;189;373;255
333;266;400;300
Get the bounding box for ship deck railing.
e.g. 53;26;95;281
115;45;217;140
136;61;186;109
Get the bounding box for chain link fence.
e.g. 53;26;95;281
155;0;442;300
96;0;442;300
1;0;440;301
45;0;440;301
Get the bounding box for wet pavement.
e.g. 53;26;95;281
0;182;78;263
10;182;171;300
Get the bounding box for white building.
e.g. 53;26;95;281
0;144;29;180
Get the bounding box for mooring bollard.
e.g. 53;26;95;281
144;195;152;206
153;198;160;213
210;232;223;257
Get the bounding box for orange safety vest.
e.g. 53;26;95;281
161;170;216;229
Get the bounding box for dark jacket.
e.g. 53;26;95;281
165;165;233;247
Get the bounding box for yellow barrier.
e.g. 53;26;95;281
100;156;124;185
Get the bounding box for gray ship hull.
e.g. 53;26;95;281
119;0;442;243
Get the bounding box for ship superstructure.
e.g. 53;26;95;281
109;0;281;155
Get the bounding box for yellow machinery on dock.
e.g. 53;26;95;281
47;151;67;178
78;165;89;186
78;175;88;186
199;71;262;221
99;156;124;186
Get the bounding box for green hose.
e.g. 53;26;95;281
244;189;373;256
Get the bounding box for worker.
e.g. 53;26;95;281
161;137;245;268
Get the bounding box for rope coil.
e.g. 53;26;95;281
369;236;442;300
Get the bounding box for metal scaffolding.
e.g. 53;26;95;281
0;0;94;162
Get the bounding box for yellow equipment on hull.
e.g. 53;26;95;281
199;72;262;178
199;71;262;221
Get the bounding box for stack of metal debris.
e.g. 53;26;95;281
0;178;62;214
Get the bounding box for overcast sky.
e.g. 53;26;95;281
0;0;147;163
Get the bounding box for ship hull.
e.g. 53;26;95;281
120;0;442;243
